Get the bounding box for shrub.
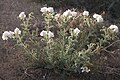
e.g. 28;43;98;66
2;7;119;73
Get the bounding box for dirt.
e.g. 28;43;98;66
0;0;42;80
0;0;120;80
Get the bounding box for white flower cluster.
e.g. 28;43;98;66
82;11;103;22
2;27;21;40
14;27;21;35
40;30;54;38
62;9;77;17
93;13;103;22
73;28;80;36
2;31;14;40
40;7;54;13
82;11;89;16
109;25;119;33
81;66;90;73
18;12;26;20
70;28;80;36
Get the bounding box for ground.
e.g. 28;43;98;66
0;0;120;80
0;0;42;80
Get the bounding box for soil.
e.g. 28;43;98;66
0;0;42;80
0;0;120;80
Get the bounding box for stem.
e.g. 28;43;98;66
65;37;72;54
17;35;39;61
61;28;66;56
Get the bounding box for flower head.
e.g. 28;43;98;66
18;12;26;20
73;28;80;36
62;9;72;17
48;31;54;38
62;10;77;18
40;30;47;37
40;7;47;13
71;11;77;17
14;27;21;35
40;30;54;38
40;7;54;13
8;31;14;38
83;11;89;16
109;25;119;33
81;66;90;73
2;31;14;40
93;13;103;22
2;31;10;40
96;16;103;22
93;13;100;19
47;7;54;13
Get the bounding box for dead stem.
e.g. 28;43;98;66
98;65;120;76
24;67;36;80
104;40;120;50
